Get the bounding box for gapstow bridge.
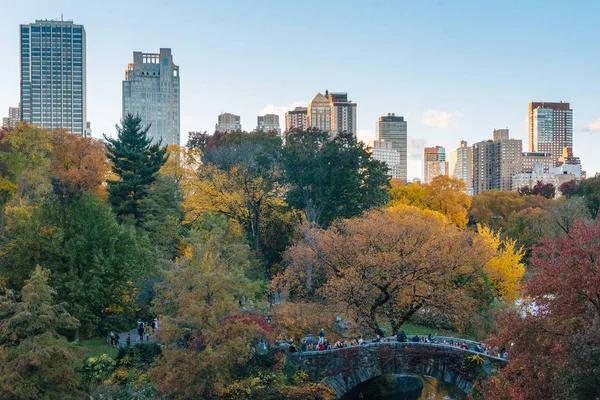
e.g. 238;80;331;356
287;336;507;399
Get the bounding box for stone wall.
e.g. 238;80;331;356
287;342;506;399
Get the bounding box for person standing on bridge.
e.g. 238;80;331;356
318;328;325;344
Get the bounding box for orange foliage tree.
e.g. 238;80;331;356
278;206;490;336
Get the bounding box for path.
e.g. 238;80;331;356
115;327;159;347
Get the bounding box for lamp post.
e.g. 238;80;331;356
491;215;503;235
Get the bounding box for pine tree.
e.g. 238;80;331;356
104;114;167;221
0;266;82;400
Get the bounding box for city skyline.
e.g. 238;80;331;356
1;1;600;179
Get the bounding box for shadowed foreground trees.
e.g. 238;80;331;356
478;221;600;399
0;266;82;400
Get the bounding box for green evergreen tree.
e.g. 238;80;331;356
105;114;167;221
0;266;82;400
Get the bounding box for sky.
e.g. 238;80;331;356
1;0;600;180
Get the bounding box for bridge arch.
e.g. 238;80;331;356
287;342;506;399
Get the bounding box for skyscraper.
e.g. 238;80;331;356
472;129;522;195
285;106;308;132
423;146;447;184
450;140;473;195
257;114;280;133
326;90;357;137
20;19;86;135
308;93;331;133
528;101;572;163
2;105;20;129
369;140;403;181
375;113;407;182
216;113;241;132
123;48;180;145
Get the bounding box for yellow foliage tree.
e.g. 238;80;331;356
389;175;470;228
476;224;525;302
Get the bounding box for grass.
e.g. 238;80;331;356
376;321;477;341
79;338;119;360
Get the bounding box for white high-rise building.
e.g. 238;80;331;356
123;48;180;145
20;20;86;135
450;140;473;195
375;113;407;182
369;140;403;181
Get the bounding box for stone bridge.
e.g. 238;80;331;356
287;339;507;398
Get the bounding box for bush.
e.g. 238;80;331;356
88;382;164;400
83;354;117;384
116;343;162;370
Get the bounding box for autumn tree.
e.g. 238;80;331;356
279;206;489;335
475;225;525;302
151;214;270;399
283;131;389;227
517;180;556;199
1;193;154;338
478;221;600;399
390;175;471;227
0;266;82;400
469;190;527;229
104;113;166;222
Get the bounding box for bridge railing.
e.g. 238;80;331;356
295;334;507;362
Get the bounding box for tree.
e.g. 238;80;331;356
475;225;525;302
517;181;556;199
283;131;390;227
478;221;600;399
49;130;110;202
104;114;166;221
390;175;471;227
151;214;270;399
279;206;488;335
469;190;527;229
561;175;600;218
0;266;82;399
1;194;154;337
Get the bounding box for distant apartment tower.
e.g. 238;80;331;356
528;101;572;163
2;105;20;129
20;20;86;135
326;90;357;137
123;48;180;145
423;146;448;184
522;152;553;172
375;113;407;182
449;141;473;195
472;129;522;195
216;113;241;132
285;106;308;132
308;93;331;133
369;140;403;181
257;114;280;133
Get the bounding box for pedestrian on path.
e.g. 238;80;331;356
126;334;131;346
137;320;145;342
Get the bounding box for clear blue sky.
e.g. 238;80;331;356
1;0;599;179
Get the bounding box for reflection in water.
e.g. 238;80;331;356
419;376;466;400
341;375;466;400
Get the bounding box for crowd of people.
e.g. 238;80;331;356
286;329;509;360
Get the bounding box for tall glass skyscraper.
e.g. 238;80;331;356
122;48;180;145
20;20;86;135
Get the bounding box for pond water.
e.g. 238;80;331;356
342;375;466;400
